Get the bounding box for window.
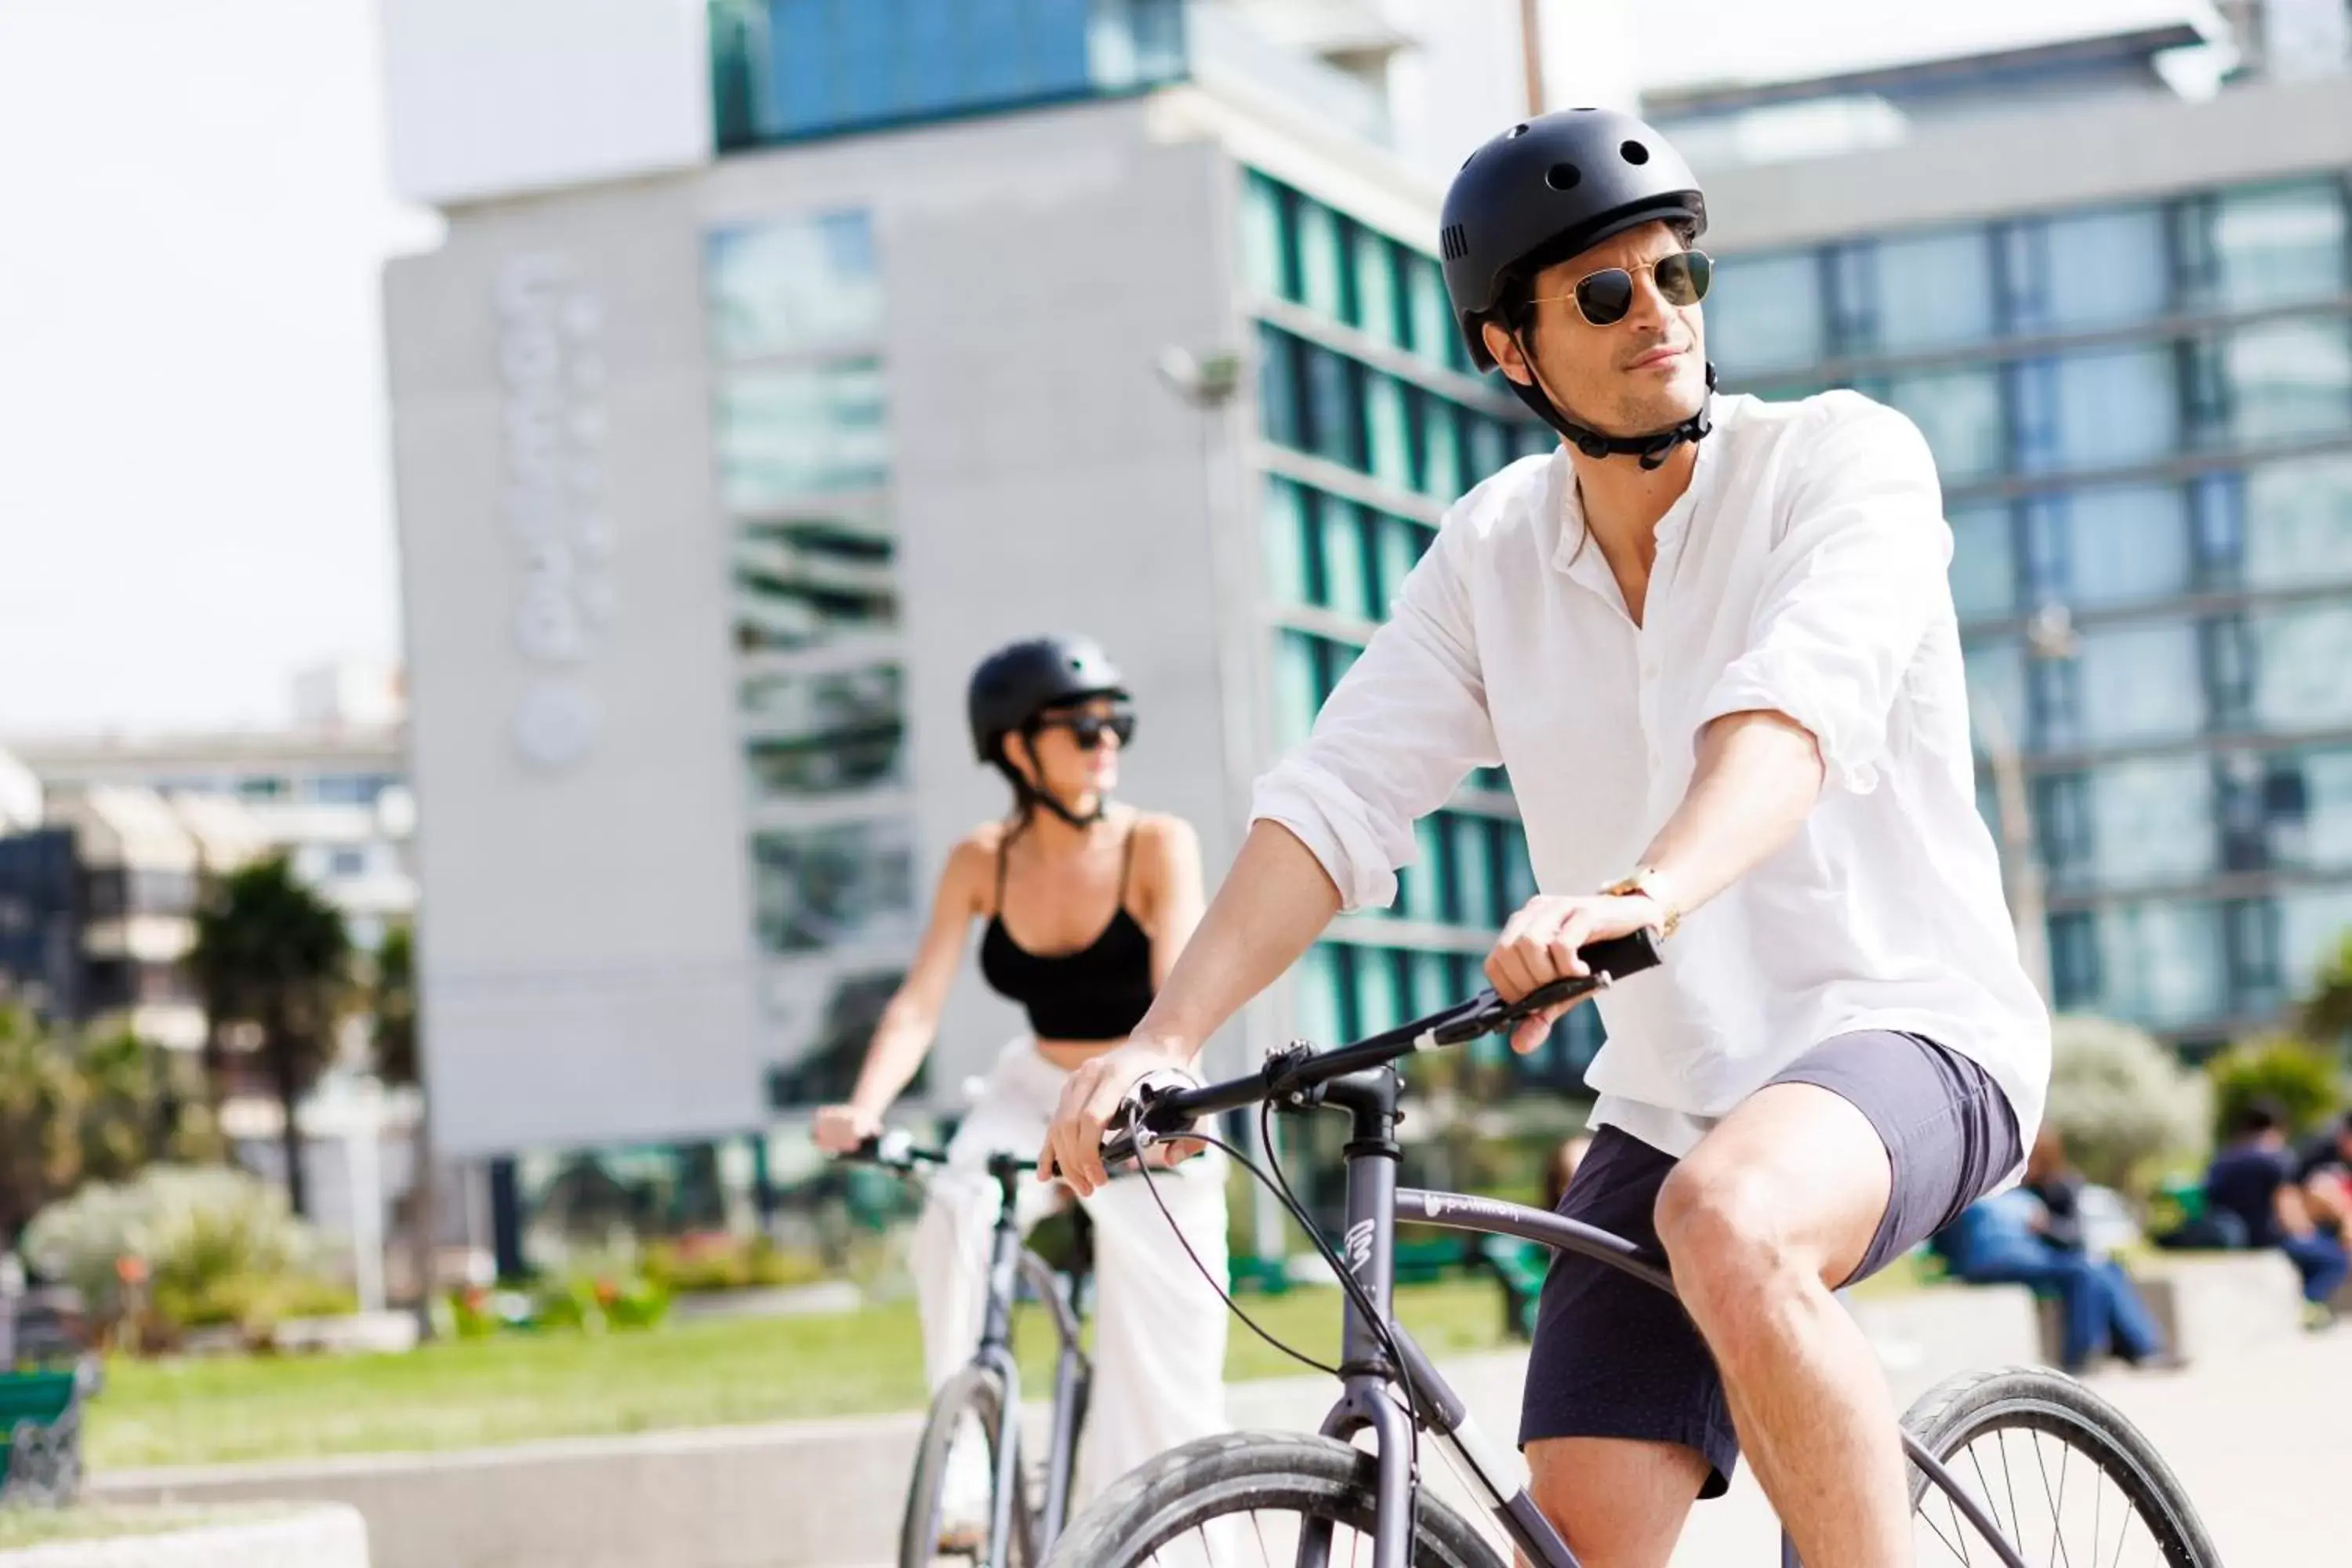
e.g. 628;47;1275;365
2055;483;2191;610
2253;604;2352;731
740;663;906;798
1885;367;2005;482
2002;206;2170;335
2245;453;2352;589
1301;346;1365;470
1294;942;1347;1049
1947;504;2016;622
1400;253;1454;370
1964;638;2031;753
706;212;882;359
2010;347;2179;475
1370;513;1429;614
1464;415;1508;485
1401;820;1446;924
2271;748;2352;873
733;515;896;650
1318;503;1373;620
1272;630;1323;750
2032;773;2094;889
1414;389;1465;500
1354;229;1404;350
750;818;916;955
731;0;1184;144
1261;477;1313;607
1295;198;1348;321
2071;622;2205;748
1258;324;1303;448
1365;375;1413;492
1872;227;1996;352
2198;180;2350;312
2048;910;2101;1010
1702;250;1824;376
2097;898;2228;1029
1240;172;1286;300
2281;887;2352;993
308;772;394;806
2087;757;2216;890
2221;318;2352;445
717;361;890;506
1453;814;1501;928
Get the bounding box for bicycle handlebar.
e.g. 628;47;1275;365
838;1130;949;1172
1097;929;1662;1168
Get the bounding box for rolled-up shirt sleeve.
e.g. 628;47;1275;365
1250;518;1501;912
1694;393;1953;794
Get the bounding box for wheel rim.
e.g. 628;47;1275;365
1913;1406;2198;1568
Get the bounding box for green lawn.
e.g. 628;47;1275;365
0;1504;294;1548
89;1278;1511;1472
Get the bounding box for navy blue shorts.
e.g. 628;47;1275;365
1516;1031;2022;1497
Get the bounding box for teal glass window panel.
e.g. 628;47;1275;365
2245;453;2352;590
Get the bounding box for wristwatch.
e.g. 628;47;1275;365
1599;866;1682;938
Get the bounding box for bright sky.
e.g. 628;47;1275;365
0;0;435;738
0;0;2218;738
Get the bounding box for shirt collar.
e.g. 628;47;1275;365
1546;396;1738;607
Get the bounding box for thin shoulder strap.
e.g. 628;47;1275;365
1116;818;1140;903
993;827;1012;913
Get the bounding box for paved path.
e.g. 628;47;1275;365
1222;1330;2340;1564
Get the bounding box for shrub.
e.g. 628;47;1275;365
642;1232;822;1294
20;1165;343;1341
2206;1035;2343;1145
2043;1015;2209;1195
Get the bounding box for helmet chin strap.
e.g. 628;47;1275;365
1506;352;1719;472
1004;735;1107;829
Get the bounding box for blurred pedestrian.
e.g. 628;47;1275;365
2204;1097;2350;1324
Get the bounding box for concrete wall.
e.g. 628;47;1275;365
387;95;1279;1152
387;174;763;1159
1699;74;2352;249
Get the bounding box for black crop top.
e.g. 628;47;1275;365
978;826;1156;1042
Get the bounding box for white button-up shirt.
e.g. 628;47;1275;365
1253;391;2050;1163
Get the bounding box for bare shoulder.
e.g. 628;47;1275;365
942;822;1011;909
1126;810;1202;878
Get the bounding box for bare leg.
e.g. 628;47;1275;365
1655;1083;1907;1568
1523;1435;1711;1568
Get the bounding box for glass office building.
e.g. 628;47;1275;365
1707;172;2352;1046
1239;171;1606;1085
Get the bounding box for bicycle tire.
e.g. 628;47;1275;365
1900;1365;2220;1568
899;1364;1037;1568
1044;1430;1504;1568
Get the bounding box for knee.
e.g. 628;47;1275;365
1654;1160;1798;1316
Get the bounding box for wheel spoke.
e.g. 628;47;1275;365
1998;1430;2025;1564
1964;1439;2002;1544
1919;1490;1973;1565
1252;1508;1272;1567
2031;1430;2074;1568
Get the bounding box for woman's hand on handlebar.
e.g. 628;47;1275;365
813;1103;883;1156
1486;892;1667;1054
1038;1037;1193;1197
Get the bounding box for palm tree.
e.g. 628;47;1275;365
189;855;351;1217
371;922;417;1089
2300;928;2352;1051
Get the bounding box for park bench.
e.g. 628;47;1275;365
0;1366;87;1506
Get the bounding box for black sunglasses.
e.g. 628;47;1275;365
1531;249;1713;328
1035;710;1135;750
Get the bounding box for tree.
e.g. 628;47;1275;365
2044;1014;2209;1195
0;1009;221;1245
371;921;417;1088
2300;927;2352;1050
190;855;352;1218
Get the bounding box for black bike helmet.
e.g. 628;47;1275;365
967;636;1131;827
1441;108;1717;470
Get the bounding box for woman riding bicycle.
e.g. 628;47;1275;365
812;634;1230;1528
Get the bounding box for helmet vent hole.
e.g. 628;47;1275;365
1620;140;1650;165
1544;162;1582;191
1439;223;1468;260
1508;122;1530;138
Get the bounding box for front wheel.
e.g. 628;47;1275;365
1900;1365;2220;1567
899;1365;1036;1567
1044;1430;1503;1568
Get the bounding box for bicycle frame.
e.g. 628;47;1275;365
1298;1065;2031;1568
964;1153;1092;1563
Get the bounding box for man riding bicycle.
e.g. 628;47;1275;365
1044;109;2051;1568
